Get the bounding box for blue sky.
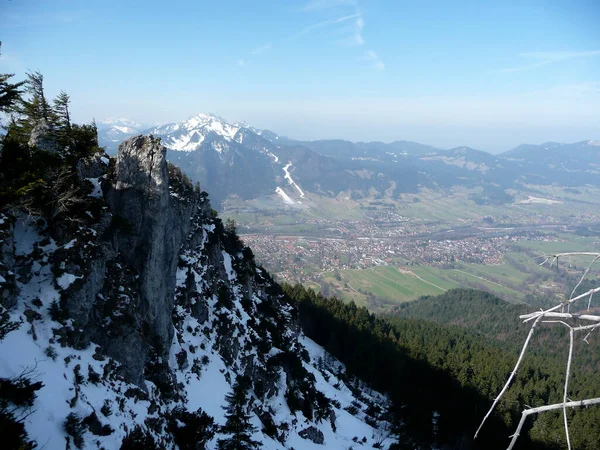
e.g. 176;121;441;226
1;0;599;152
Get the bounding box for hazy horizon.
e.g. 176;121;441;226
1;0;599;153
97;112;596;155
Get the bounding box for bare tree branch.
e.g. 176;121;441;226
473;315;542;439
521;287;600;322
476;251;600;449
507;398;600;450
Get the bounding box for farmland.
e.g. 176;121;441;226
228;186;600;312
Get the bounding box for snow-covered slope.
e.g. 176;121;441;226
0;137;395;449
150;113;311;208
147;113;243;152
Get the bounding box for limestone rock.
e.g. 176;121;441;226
106;135;175;356
28;120;59;153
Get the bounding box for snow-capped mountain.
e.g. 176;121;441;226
144;113;521;209
148;113;415;210
100;117;145;130
97;118;148;153
149;113;312;208
147;113;245;152
144;113;282;152
97;113;600;211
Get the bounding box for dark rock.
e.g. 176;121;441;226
77;153;110;179
105;135;196;363
0;214;18;308
299;426;325;445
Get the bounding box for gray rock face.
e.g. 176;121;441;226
11;133;303;400
28;120;59;153
52;135;203;385
77;153;109;179
106;135;177;358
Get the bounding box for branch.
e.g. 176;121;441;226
521;287;600;322
507;398;600;450
569;254;600;302
479;252;600;448
563;327;574;450
474;316;542;439
520;311;600;323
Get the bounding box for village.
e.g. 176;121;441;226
240;223;564;284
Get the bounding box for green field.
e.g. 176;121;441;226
318;244;593;309
322;266;456;307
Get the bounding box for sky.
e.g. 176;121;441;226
1;0;599;153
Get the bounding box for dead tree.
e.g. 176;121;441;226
475;252;600;450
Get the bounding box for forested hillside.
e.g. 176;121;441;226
285;284;600;450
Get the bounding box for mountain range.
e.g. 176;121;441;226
98;114;600;209
96;118;149;153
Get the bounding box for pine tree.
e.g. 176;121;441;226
53;90;72;148
8;70;53;142
21;71;51;123
217;376;260;450
0;72;24;114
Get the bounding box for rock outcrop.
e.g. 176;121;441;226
28;120;59;153
299;425;325;444
106;135;179;360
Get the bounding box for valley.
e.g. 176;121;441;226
224;187;600;310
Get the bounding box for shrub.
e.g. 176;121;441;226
120;425;159;450
64;412;85;449
101;399;112;417
168;406;216;450
45;345;58;361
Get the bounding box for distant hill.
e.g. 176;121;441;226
391;289;531;342
97;118;149;154
501;140;600;185
98;114;600;209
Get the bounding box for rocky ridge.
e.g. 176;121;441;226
0;134;394;449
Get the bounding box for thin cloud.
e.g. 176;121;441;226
297;13;360;36
521;81;600;97
249;43;272;55
242;0;383;72
237;59;245;67
503;50;600;73
353;16;364;45
366;50;385;70
299;0;356;12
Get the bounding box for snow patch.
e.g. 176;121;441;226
57;273;82;290
515;196;563;205
282;162;305;198
86;177;103;198
275;187;295;205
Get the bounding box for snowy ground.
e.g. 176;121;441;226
1;215;395;449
